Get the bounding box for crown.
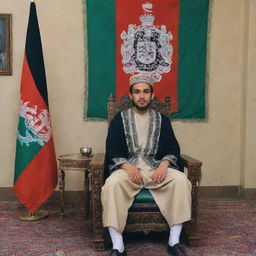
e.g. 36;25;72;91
139;14;155;26
129;74;153;87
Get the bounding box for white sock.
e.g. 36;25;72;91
169;223;182;246
108;227;124;253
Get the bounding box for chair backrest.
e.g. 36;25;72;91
107;94;172;122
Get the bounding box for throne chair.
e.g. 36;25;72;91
90;94;202;251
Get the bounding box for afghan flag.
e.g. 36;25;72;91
14;2;57;213
85;0;209;119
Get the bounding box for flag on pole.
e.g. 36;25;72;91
14;2;57;213
85;0;209;119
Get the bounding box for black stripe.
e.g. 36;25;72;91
25;3;48;106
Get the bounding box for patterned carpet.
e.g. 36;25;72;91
0;199;255;256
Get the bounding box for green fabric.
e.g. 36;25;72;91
14;117;42;182
85;0;209;119
86;0;116;119
172;0;209;119
134;188;155;204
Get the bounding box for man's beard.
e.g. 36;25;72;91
133;100;151;111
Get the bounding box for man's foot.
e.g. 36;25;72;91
109;249;127;256
167;243;187;256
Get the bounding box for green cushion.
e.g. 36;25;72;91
134;188;156;203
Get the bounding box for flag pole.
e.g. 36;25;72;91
16;0;55;221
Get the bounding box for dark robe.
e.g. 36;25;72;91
104;108;182;179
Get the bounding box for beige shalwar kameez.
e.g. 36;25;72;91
101;110;191;233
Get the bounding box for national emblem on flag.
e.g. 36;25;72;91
121;2;173;83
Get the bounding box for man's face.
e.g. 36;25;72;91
129;83;153;111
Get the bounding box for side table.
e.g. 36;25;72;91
58;154;93;219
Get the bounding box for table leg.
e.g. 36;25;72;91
84;169;89;219
58;170;65;219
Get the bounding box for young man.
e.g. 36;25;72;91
101;74;191;256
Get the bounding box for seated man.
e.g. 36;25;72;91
101;73;191;256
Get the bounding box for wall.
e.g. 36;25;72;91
244;0;256;189
0;0;255;192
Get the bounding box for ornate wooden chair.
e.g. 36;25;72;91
90;94;202;251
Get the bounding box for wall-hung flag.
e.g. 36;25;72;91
14;2;57;213
85;0;209;120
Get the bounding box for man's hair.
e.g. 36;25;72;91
129;83;154;94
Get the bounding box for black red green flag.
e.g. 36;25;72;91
14;2;57;213
85;0;209;119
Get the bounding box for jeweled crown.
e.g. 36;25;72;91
139;14;155;26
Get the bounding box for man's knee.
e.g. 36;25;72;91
170;170;191;188
102;170;128;192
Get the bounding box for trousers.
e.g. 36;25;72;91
101;162;192;233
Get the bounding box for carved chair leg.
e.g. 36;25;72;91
186;166;201;247
58;170;65;219
84;169;89;219
93;228;110;251
184;219;200;247
92;170;110;251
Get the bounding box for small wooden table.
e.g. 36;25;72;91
58;154;93;219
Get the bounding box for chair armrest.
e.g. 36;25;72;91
91;153;105;169
181;154;202;184
90;153;105;185
181;154;202;168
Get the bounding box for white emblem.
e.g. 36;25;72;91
18;99;52;146
121;2;173;82
142;2;152;13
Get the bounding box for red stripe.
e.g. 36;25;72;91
116;0;179;112
14;137;57;213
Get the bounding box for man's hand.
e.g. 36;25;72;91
121;162;143;185
151;160;169;185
